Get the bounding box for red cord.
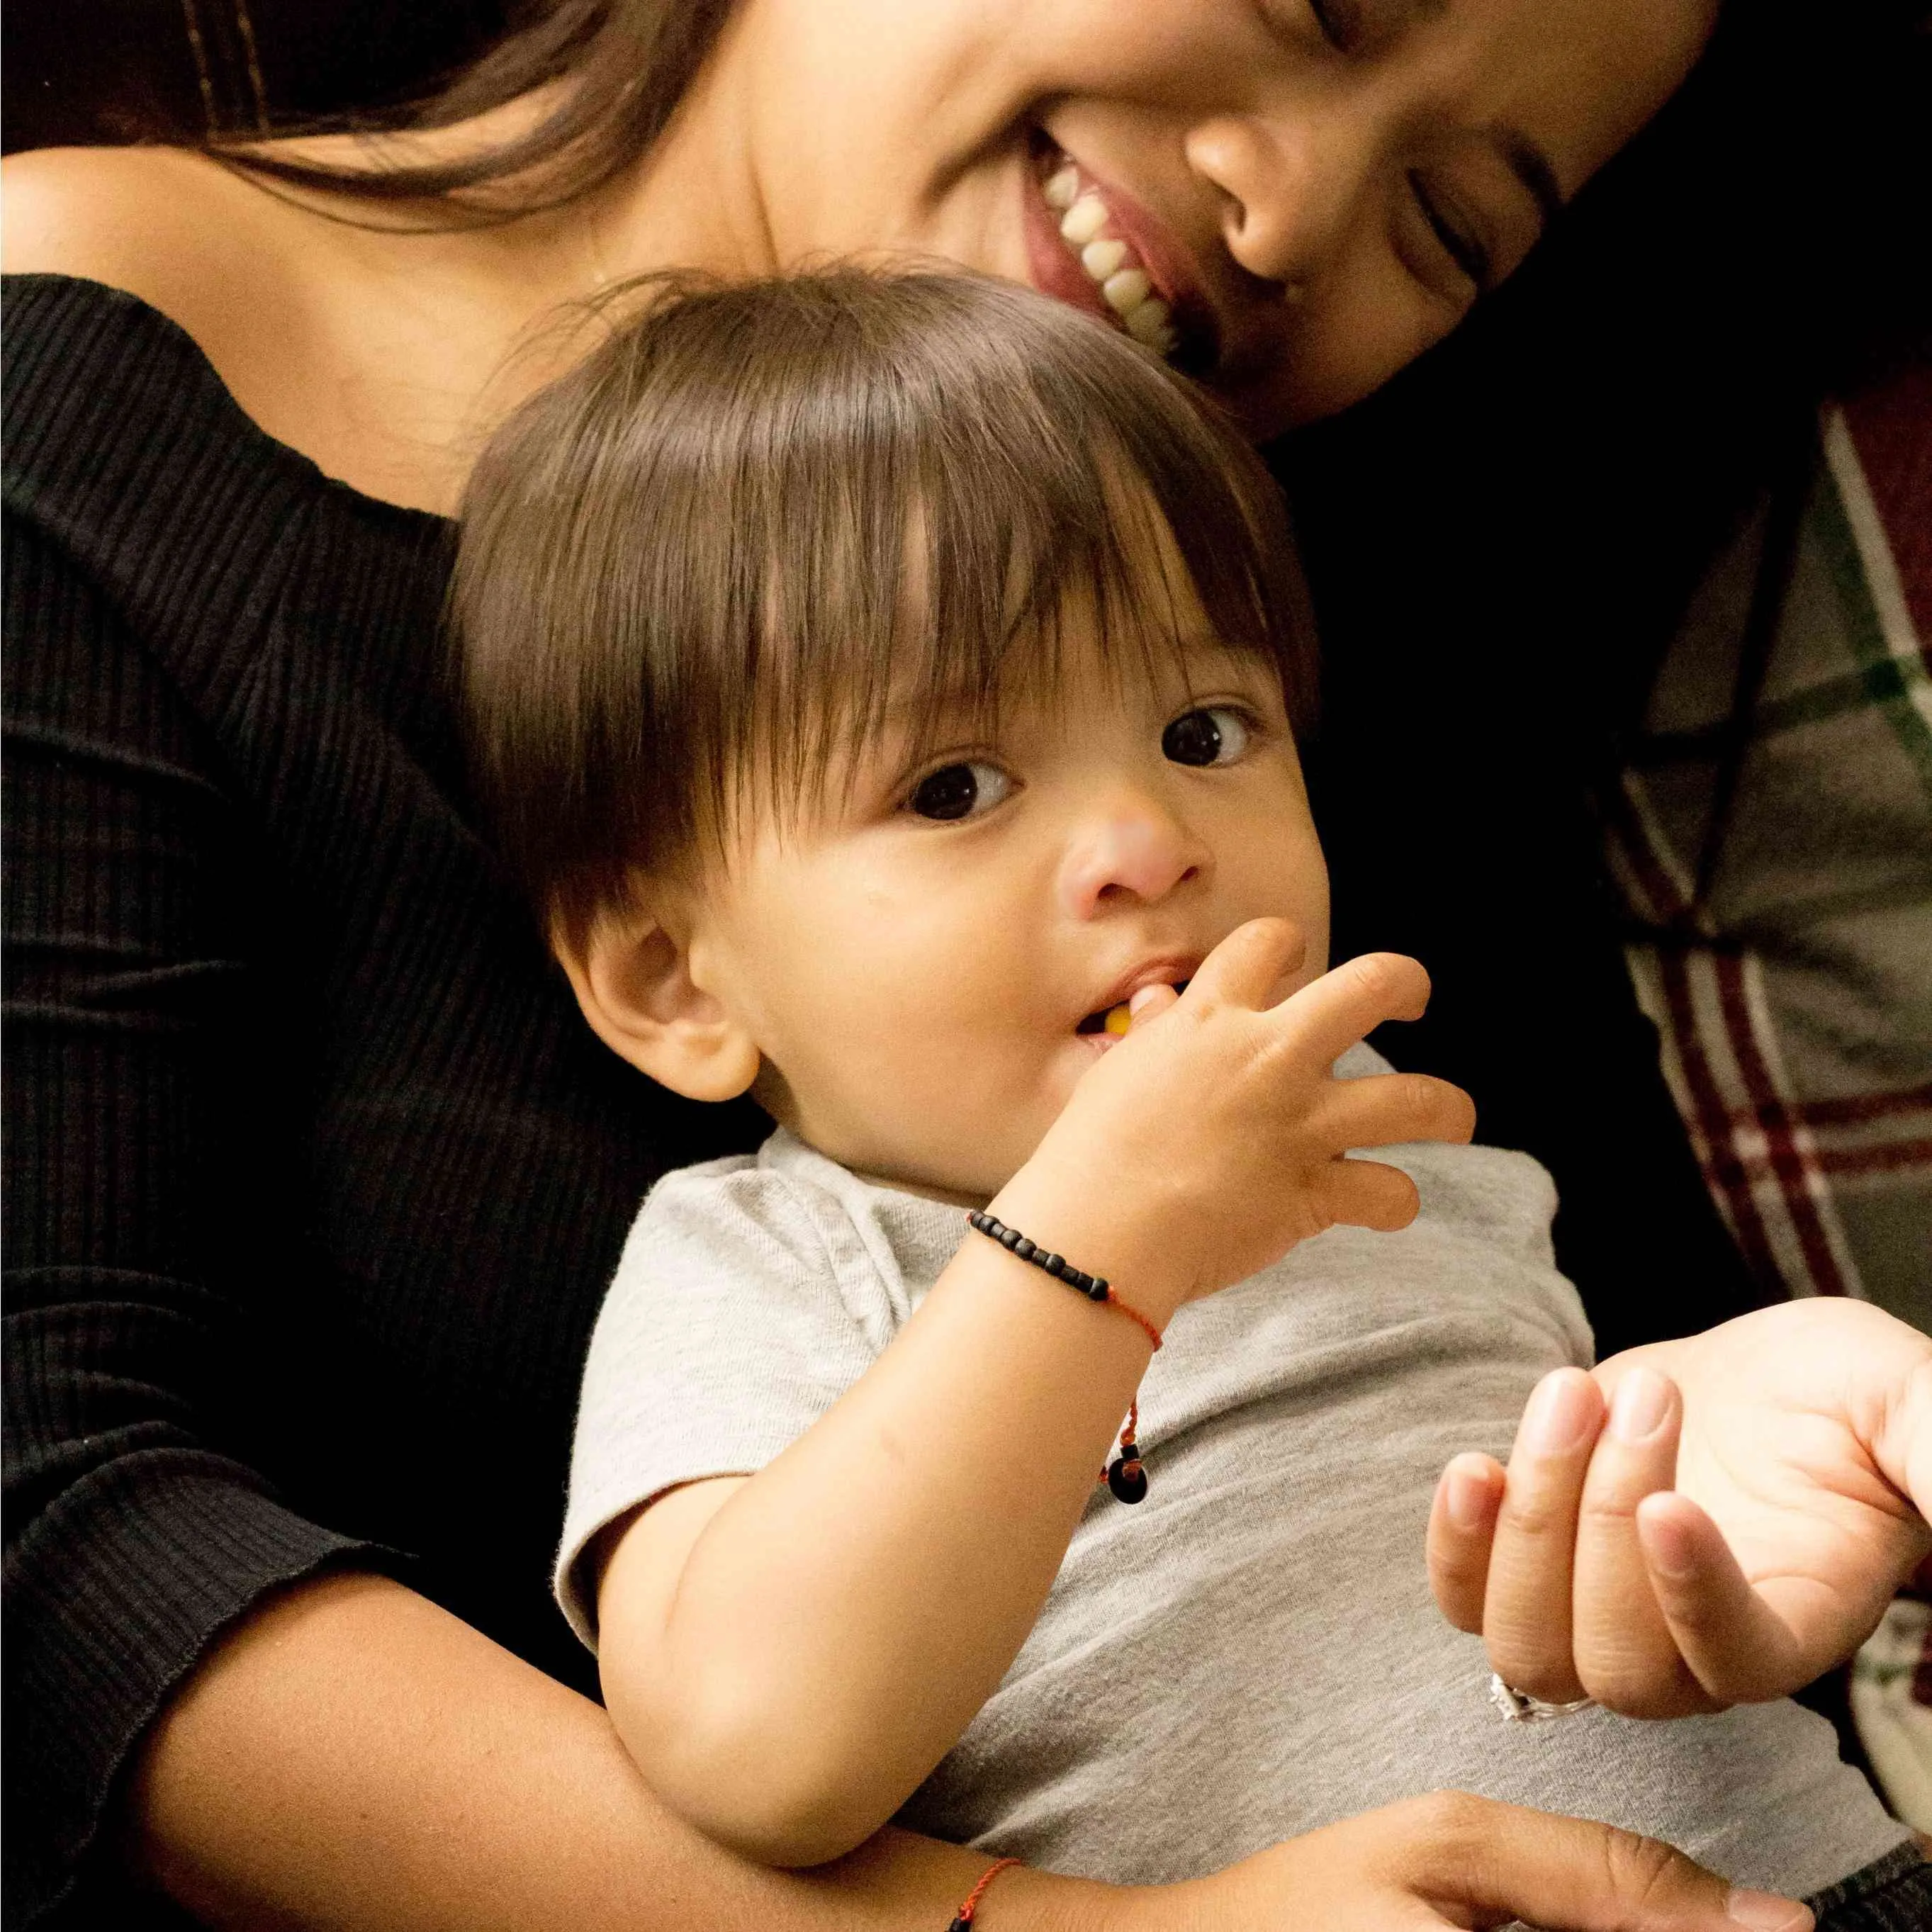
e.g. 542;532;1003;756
1103;1286;1163;1354
950;1855;1023;1926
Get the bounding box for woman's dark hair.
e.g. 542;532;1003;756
210;1;734;213
452;268;1315;941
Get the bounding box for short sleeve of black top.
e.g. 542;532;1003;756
1;275;765;1928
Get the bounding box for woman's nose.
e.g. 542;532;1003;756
1184;106;1378;293
1056;801;1210;921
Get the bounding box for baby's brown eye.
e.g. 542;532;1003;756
908;760;1011;821
1163;707;1250;768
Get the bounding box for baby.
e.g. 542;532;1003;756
452;271;1927;1916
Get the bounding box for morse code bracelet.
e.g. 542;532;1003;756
965;1210;1162;1504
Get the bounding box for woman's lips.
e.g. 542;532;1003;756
1020;138;1218;371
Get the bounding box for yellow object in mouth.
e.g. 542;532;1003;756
1103;1003;1133;1036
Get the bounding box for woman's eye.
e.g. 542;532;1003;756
1408;172;1491;291
906;760;1012;821
1162;707;1251;768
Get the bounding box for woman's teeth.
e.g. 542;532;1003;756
1043;162;1178;358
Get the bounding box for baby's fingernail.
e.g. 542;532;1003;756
1128;985;1164;1016
1610;1367;1671;1444
1522;1370;1595;1455
1726;1889;1812;1931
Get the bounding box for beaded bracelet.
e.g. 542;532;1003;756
965;1210;1162;1504
948;1855;1023;1928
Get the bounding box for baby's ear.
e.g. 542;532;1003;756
553;901;761;1103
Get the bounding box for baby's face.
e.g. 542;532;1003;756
678;626;1328;1203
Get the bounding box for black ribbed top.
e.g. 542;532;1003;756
1;275;765;1926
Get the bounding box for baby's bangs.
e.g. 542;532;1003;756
454;267;1316;933
726;332;1313;833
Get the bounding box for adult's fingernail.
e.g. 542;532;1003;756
1637;1498;1699;1578
1444;1459;1493;1533
1726;1889;1812;1931
1610;1367;1671;1444
1522;1370;1595;1455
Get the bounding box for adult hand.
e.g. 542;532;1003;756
1427;1298;1932;1716
1116;1792;1810;1931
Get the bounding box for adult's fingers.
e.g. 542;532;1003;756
1480;1369;1605;1703
1427;1453;1505;1632
1186;918;1308;1011
1635;1493;1816;1704
1271;950;1433;1071
1388;1792;1813;1931
1571;1370;1721;1717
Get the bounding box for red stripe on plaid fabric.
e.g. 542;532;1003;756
1654;948;1785;1286
1807;1138;1932;1179
1710;952;1850;1296
1787;1084;1932;1128
1840;366;1932;658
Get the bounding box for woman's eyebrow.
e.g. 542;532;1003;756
1496;128;1566;228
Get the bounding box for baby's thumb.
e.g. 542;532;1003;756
1127;982;1181;1028
1407;1796;1812;1932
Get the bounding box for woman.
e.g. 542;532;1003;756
0;0;1882;1926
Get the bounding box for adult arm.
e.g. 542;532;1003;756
133;1572;1807;1932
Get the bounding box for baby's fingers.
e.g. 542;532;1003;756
1315;1155;1421;1233
1318;1069;1477;1153
1274;951;1434;1070
1635;1495;1819;1704
1188;918;1308;1011
1428;1453;1505;1631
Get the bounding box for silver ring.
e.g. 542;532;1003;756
1489;1672;1596;1724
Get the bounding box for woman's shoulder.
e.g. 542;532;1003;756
4;146;317;410
2;144;494;512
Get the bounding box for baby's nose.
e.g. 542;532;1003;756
1057;806;1208;919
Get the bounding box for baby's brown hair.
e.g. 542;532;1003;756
453;269;1315;943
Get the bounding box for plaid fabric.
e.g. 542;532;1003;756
1604;363;1932;1332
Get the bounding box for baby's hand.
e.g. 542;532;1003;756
1427;1298;1932;1716
996;919;1475;1319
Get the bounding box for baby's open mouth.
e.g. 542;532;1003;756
1077;980;1191;1035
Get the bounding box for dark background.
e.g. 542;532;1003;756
2;0;505;154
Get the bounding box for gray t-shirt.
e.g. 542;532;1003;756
558;1045;1909;1894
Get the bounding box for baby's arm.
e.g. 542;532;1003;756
592;923;1473;1867
1427;1297;1932;1717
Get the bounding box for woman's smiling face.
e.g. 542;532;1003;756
731;0;1718;431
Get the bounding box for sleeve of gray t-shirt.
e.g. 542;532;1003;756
554;1150;894;1647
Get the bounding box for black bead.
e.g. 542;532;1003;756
1043;1254;1063;1276
1107;1456;1149;1504
1087;1278;1109;1301
1014;1237;1035;1259
1001;1227;1022;1249
949;1917;972;1932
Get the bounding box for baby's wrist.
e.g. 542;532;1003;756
986;1162;1198;1327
